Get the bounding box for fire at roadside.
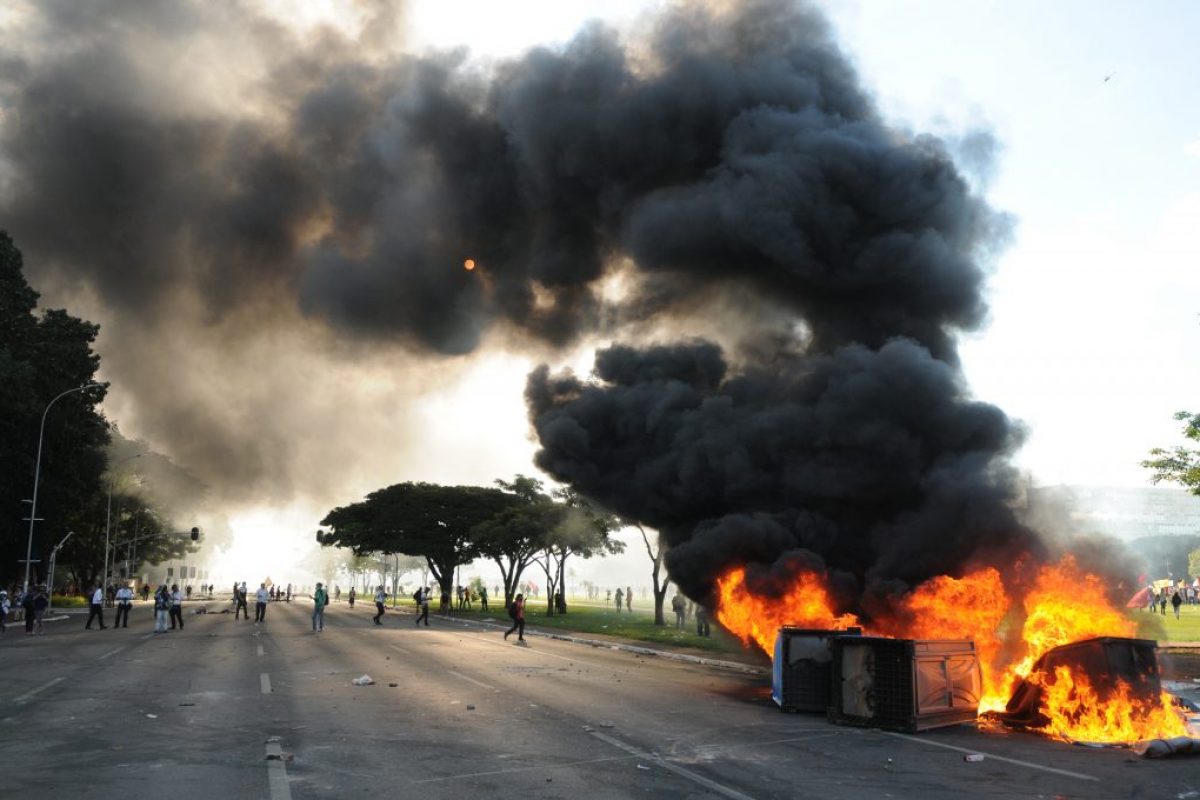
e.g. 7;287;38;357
716;556;1200;755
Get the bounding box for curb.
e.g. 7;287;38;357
432;612;769;676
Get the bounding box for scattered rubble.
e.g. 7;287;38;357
352;675;375;686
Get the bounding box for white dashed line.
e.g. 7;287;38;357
98;647;124;661
883;732;1099;782
265;739;293;800
590;730;759;800
448;670;496;690
14;677;65;704
257;644;265;657
260;673;272;694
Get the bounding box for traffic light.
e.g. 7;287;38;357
190;527;200;541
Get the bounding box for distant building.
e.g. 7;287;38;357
1028;484;1200;541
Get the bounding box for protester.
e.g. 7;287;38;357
504;592;527;644
626;586;632;612
671;591;686;629
312;582;328;632
479;585;489;612
21;587;36;634
414;586;430;627
32;586;48;634
170;584;184;629
373;585;387;625
154;585;170;633
255;583;270;623
234;583;249;620
696;605;711;638
1172;589;1183;620
0;589;8;635
615;587;623;614
85;582;107;630
335;585;341;602
115;583;134;628
348;586;356;608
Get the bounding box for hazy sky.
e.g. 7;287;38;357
3;0;1197;586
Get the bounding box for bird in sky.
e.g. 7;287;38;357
1104;72;1115;83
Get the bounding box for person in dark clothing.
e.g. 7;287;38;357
479;586;488;612
22;588;36;634
414;586;430;627
1172;589;1184;619
348;587;356;608
695;605;711;637
234;584;249;620
1160;593;1169;615
504;593;526;644
85;583;107;630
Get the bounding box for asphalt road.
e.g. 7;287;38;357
1;600;1198;799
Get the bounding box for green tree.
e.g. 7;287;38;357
318;482;518;609
1190;547;1200;580
545;487;622;614
1143;411;1200;495
0;232;109;585
473;480;564;607
637;523;670;626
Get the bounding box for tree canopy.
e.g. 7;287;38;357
1143;411;1200;495
0;232;110;585
318;482;520;597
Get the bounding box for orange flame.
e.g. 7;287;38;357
715;567;858;653
1031;667;1187;743
714;554;1186;743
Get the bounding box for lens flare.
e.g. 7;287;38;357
464;258;476;271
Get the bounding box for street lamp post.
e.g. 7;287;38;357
104;452;146;598
23;382;103;592
47;530;74;612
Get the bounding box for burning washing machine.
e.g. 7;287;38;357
772;627;862;712
827;637;982;732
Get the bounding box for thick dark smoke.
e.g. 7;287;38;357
2;0;1034;604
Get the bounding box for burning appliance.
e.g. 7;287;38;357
772;627;862;712
1001;637;1162;730
828;637;982;732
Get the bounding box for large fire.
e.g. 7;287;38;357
715;555;1187;744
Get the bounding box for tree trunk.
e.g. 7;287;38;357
638;525;669;626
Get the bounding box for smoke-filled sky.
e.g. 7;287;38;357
1;0;1198;583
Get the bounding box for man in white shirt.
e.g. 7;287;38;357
114;584;134;628
169;584;184;630
255;583;270;623
85;583;107;630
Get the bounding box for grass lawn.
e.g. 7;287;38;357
429;597;762;658
1129;603;1200;643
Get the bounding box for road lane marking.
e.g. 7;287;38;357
257;644;265;657
448;670;496;690
98;647;124;661
882;732;1099;782
450;630;606;669
388;644;409;655
412;754;639;783
14;677;65;704
265;739;293;800
590;730;760;800
261;673;272;694
141;633;155;640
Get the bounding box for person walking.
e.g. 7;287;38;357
32;586;48;634
414;586;430;627
169;584;184;630
671;591;686;629
1172;589;1184;620
695;605;711;637
348;586;356;608
255;583;270;623
335;585;341;602
312;582;328;632
85;582;108;630
614;587;623;614
114;584;134;628
479;585;489;612
21;587;36;635
234;583;249;620
153;585;170;633
373;585;387;625
503;593;527;645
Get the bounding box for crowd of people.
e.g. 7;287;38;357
1144;579;1199;620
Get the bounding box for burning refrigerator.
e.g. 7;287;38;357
828;637;982;732
772;627;862;712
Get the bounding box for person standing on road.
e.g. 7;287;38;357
373;585;387;625
414;586;430;627
348;586;356;608
32;586;48;634
312;582;328;632
85;582;108;630
115;584;134;628
21;587;36;634
169;584;184;630
503;593;526;644
234;583;249;620
255;583;270;623
154;585;170;633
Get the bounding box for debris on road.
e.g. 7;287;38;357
145;714;158;719
466;705;476;710
388;682;398;687
178;702;195;707
637;764;650;770
1133;737;1200;758
266;752;294;762
352;675;375;686
963;754;985;762
599;721;615;728
265;736;281;743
